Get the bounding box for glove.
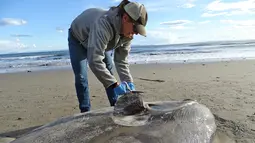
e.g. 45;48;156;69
114;82;129;95
106;81;129;106
127;82;135;91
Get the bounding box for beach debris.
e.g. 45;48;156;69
10;92;223;143
138;77;165;83
39;63;50;67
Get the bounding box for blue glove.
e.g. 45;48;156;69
106;82;129;106
127;82;135;91
114;82;129;95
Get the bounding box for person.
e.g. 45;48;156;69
68;0;148;113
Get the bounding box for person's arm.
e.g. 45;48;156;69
114;40;134;83
87;17;117;88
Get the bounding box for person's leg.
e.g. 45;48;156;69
68;29;90;113
103;50;114;75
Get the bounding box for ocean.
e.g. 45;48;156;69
1;40;255;74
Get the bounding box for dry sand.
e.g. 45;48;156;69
0;60;255;142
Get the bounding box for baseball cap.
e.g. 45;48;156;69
123;2;148;37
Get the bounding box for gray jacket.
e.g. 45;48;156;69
70;7;133;88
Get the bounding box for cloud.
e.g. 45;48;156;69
0;40;15;46
111;0;121;3
0;18;27;26
178;0;196;8
0;40;24;53
0;39;38;53
202;10;255;17
170;25;194;30
56;27;65;33
159;20;193;30
201;12;227;17
143;30;183;44
133;17;255;45
202;0;255;17
160;20;192;26
0;39;30;49
10;34;32;37
132;26;197;45
220;20;255;27
206;0;255;11
0;40;14;53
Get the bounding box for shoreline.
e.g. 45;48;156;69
1;59;255;142
1;57;255;75
0;57;253;74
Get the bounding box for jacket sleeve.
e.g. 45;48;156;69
114;40;134;83
87;17;117;88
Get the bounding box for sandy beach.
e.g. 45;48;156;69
0;60;255;142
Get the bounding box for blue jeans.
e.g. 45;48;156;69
68;28;114;113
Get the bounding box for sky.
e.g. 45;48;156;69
0;0;255;54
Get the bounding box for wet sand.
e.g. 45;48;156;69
0;60;255;142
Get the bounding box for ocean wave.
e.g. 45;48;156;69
134;49;218;56
131;43;255;55
131;47;199;54
0;59;71;69
1;41;255;73
184;40;255;47
0;54;68;61
0;55;44;60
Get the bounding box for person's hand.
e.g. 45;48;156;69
127;82;135;91
113;81;130;95
106;81;129;106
